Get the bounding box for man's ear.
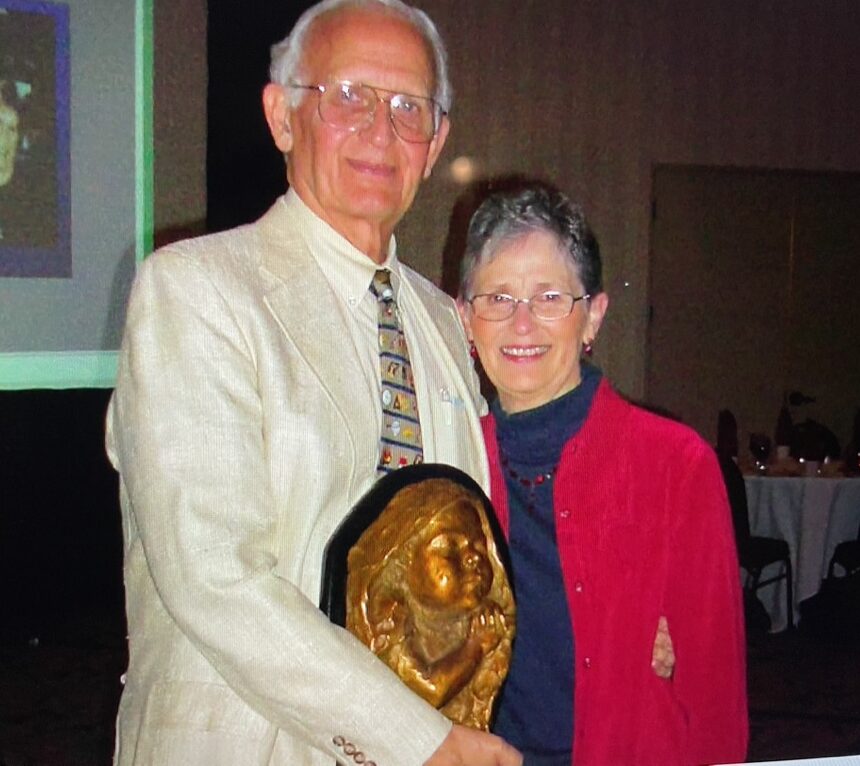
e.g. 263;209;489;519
422;114;450;180
262;83;293;154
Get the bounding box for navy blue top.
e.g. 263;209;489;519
491;364;602;765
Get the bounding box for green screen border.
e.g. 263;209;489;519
0;0;154;390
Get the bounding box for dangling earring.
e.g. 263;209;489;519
583;339;593;356
469;340;478;359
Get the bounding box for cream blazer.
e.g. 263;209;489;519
106;196;489;766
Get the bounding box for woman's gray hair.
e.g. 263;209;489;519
269;0;452;113
458;182;603;301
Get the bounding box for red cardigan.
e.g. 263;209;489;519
483;380;748;766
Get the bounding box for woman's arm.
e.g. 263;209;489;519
666;442;748;764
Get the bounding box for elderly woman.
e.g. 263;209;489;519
457;182;747;766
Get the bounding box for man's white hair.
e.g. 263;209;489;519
269;0;452;114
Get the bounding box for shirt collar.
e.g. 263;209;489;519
283;189;404;308
492;363;603;467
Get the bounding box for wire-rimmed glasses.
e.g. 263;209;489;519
467;291;590;321
289;79;444;144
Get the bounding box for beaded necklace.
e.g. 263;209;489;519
499;449;558;515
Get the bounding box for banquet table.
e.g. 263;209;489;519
743;475;860;632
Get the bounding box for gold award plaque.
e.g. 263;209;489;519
344;477;515;730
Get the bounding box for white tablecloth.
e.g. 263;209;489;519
743;476;860;632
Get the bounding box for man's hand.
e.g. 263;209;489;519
423;724;522;766
651;615;676;679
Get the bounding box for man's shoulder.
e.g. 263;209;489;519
139;207;291;297
148;197;296;270
155;221;261;267
399;263;456;309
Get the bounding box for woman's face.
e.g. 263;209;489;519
0;88;20;187
461;230;608;414
407;502;493;613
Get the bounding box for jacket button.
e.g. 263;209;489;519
354;753;366;764
333;736;346;746
344;743;357;755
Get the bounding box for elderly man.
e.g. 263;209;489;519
106;1;521;764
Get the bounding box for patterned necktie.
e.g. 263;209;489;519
370;269;423;473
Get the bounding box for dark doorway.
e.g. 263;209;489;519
206;1;313;232
648;165;860;450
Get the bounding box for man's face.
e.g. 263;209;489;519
0;88;20;187
265;8;449;249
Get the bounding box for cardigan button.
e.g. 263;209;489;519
574;581;584;593
559;508;571;519
583;656;592;669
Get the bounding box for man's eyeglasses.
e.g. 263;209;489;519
467;291;590;321
289;80;444;144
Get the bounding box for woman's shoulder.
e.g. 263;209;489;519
597;384;712;460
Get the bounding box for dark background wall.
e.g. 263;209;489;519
0;389;122;639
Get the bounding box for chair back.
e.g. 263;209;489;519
717;450;751;548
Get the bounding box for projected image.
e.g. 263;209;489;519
0;1;70;277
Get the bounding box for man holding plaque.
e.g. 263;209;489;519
106;0;521;764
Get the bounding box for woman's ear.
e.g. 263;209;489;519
457;299;473;344
585;292;609;342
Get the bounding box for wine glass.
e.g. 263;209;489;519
749;433;772;473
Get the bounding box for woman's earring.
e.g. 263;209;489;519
469;340;478;359
583;339;593;356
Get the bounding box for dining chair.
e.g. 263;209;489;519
826;520;860;578
738;537;794;629
718;451;794;629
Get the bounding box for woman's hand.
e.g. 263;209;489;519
651;615;676;679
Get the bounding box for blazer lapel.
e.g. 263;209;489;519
401;272;471;393
256;199;376;450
